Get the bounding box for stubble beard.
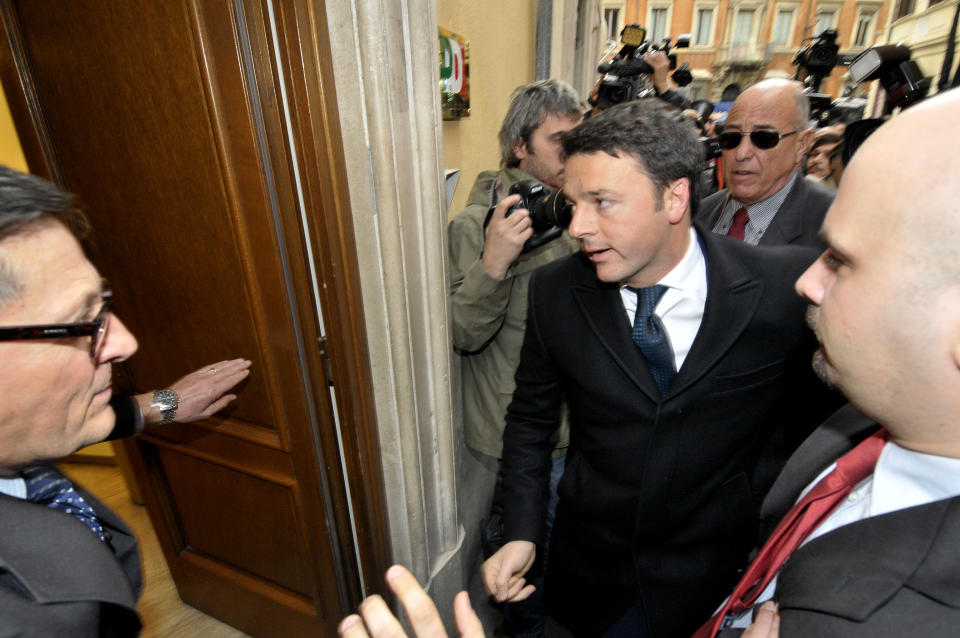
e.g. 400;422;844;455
806;305;835;389
810;348;834;389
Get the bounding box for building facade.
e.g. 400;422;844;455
600;0;895;101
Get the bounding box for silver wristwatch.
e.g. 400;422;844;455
150;389;179;425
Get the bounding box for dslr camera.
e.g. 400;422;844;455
484;180;573;254
592;24;692;110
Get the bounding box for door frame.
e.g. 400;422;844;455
0;0;390;613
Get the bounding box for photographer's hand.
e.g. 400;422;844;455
643;51;672;95
482;194;533;280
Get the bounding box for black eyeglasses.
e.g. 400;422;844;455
717;129;799;150
0;281;112;358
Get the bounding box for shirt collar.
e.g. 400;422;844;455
659;227;704;293
869;441;960;518
0;474;27;499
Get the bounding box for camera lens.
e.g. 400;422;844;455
533;190;573;229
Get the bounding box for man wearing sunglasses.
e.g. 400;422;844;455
0;166;248;636
696;80;833;249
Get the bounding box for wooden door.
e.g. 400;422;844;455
0;1;388;635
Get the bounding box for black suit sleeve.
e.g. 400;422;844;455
500;270;564;546
108;395;142;440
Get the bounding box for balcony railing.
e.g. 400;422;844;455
714;42;768;66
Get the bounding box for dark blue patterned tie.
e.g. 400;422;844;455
630;285;677;395
21;465;106;541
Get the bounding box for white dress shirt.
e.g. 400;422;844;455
619;227;708;372
728;439;960;629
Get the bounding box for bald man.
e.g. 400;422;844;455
697;80;832;249
335;87;960;638
704;87;960;637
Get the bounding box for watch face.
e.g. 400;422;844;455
152;389;178;425
152;389;178;410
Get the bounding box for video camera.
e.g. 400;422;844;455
592;24;692;109
792;28;857;123
792;29;883;126
793;29;841;93
484;180;573;254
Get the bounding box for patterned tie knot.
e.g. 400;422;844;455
21;465;106;541
629;285;676;395
834;428;889;486
636;285;668;320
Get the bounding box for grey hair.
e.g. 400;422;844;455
0;166;87;308
498;79;582;167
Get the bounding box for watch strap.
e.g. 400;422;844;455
150;389;179;425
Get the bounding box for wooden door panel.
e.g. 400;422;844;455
155;447;313;597
0;0;378;634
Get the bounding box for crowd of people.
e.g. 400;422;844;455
1;49;958;638
347;78;960;638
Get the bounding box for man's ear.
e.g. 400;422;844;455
951;306;960;374
797;128;815;162
664;178;690;225
513;138;529;162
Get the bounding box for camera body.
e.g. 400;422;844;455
593;24;691;110
484;180;573;254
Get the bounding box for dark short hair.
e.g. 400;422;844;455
499;79;583;167
0;166;87;241
562;99;703;216
0;166;88;306
810;132;843;153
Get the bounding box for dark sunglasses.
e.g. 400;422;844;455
717;129;798;150
0;281;112;358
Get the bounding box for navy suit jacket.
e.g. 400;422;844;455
696;174;834;250
719;403;960;637
501;228;842;637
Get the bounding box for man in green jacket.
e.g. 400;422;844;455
447;79;581;637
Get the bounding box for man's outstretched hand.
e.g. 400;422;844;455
338;565;485;638
136;358;251;424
